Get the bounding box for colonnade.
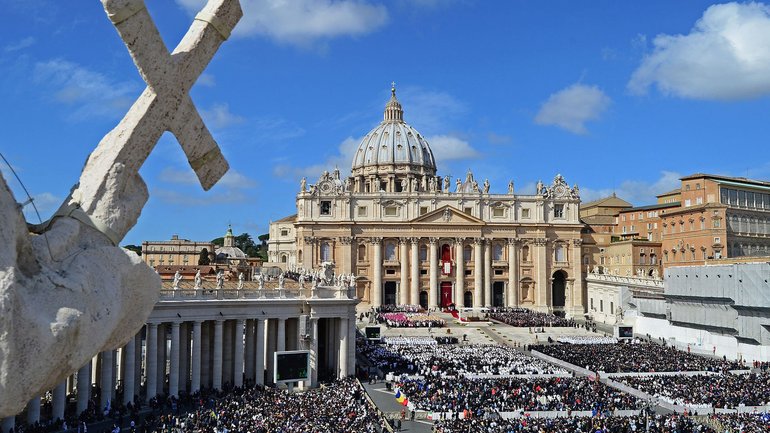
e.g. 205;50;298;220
2;313;356;433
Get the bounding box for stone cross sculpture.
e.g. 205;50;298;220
0;0;241;417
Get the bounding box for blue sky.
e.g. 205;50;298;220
1;0;770;245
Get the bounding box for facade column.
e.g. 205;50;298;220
266;320;276;385
169;322;181;397
99;349;114;410
191;321;202;393
277;318;286;353
156;324;166;395
399;238;409;305
52;381;66;421
410;238;420;306
223;321;233;386
570;239;584;317
233;319;245;387
310;318;319;387
213;319;224;390
473;238;483;308
76;362;91;414
179;323;189;393
255;319;265;386
508;239;519;307
145;323;158;402
340;237;353;274
122;336;135;405
201;322;211;389
338;317;349;378
371;238;383;307
484;239;492;307
429;238;438;308
455;239;465;308
535;238;549;309
26;397;40;425
244;319;255;382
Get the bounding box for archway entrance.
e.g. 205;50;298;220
552;270;567;308
493;282;505;307
440;282;453;307
384;281;397;306
463;291;473;308
419;290;428;310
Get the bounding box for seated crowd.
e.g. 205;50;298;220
617;372;770;408
377;312;445;328
531;341;746;373
431;413;717;433
376;304;423;313
397;376;640;413
557;336;618;345
488;308;575;328
710;413;770;433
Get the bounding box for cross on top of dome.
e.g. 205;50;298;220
384;81;403;122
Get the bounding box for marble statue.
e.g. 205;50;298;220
172;270;182;289
456;178;462;192
472;180;479;193
429;176;436;192
536;180;544;195
652;269;659;279
508;180;514;194
443;175;450;192
0;0;242;417
237;272;244;289
420;176;427;191
483;179;490;194
257;273;264;289
278;273;285;289
216;270;225;289
194;269;202;289
300;177;306;192
298;273;306;287
401;178;409;191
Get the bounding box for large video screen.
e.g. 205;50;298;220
274;350;310;383
618;326;634;338
365;326;381;340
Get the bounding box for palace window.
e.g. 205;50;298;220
463;245;472;262
493;244;503;261
357;244;366;262
320;201;331;215
419;206;429;215
384;242;397;260
281;229;289;236
320;241;332;261
384;206;398;217
357;206;368;217
419;245;428;261
554;244;566;262
554;204;564;218
464;207;473;215
521;208;531;219
492;207;505;218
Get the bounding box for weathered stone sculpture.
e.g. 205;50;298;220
0;0;241;417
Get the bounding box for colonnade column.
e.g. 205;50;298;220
234;319;245;387
484;239;492;307
338;317;348;378
310;318;319;387
473;238;483;308
371;238;383;307
191;321;202;393
76;362;90;414
399;238;409;305
455;238;465;308
179;323;189;393
201;322;211;388
213;320;224;390
429;238;438;308
123;335;135;405
99;349;114;410
26;397;40;425
255;319;265;386
145;323;158;402
52;382;66;421
169;322;181;397
410;238;420;306
508;239;519;307
244;320;255;382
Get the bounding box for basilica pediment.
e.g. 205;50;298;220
411;205;486;225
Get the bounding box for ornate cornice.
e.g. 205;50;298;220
338;236;353;245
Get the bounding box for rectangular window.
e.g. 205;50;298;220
492;207;505;217
554;204;564;218
464;207;473;215
721;188;729;204
384;206;398;216
521;208;531;219
420;269;427;275
729;189;738;206
713;218;721;228
600;300;604;312
386;269;395;275
738;190;746;207
281;229;289;236
696;197;703;205
320;201;332;215
419;206;429;215
684;199;691;207
357;206;368;217
495;269;504;276
714;237;721;244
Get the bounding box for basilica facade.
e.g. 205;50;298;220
269;86;586;317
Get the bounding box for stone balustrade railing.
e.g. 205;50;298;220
159;287;356;301
586;273;664;289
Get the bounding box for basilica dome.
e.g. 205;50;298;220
351;85;437;177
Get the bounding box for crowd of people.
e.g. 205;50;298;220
710;413;770;433
376;305;423;313
557;336;618;344
617;372;770;408
531;341;746;373
488;308;576;328
377;312;445;328
431;413;718;433
397;376;640;413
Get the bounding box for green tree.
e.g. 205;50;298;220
258;233;269;247
198;247;210;265
211;237;224;247
123;244;142;256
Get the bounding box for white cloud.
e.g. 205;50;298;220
177;0;388;45
33;59;140;120
579;171;682;205
397;87;466;134
196;73;216;87
201;103;245;129
273;136;359;180
629;2;770;100
159;167;256;189
4;36;35;52
22;192;60;222
426;135;480;165
534;84;611;135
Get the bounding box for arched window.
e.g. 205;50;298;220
320;241;332;262
357;244;366;262
385;241;397;261
521;245;530;262
280;254;288;263
493;244;503;261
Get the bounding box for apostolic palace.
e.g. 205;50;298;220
269;86;586;317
